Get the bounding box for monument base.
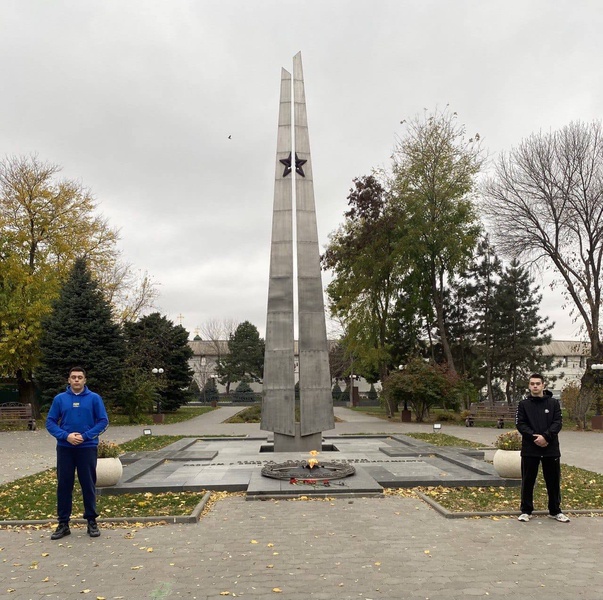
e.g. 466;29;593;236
274;423;322;452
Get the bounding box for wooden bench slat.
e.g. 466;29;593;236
0;402;36;430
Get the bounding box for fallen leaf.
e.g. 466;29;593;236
250;540;258;544
272;588;283;593
220;592;230;596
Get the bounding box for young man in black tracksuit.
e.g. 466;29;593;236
515;373;569;522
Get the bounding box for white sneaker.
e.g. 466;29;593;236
517;513;531;522
548;513;570;523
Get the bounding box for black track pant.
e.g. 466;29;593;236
520;455;561;516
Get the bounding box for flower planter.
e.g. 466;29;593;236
493;449;521;479
96;457;123;487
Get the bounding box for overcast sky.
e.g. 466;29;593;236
1;0;601;341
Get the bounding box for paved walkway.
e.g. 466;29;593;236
1;408;602;599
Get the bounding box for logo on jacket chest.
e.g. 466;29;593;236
72;402;80;408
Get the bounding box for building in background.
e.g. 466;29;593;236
187;338;589;399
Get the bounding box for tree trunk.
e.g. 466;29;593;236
432;270;457;377
16;369;41;418
580;341;603;415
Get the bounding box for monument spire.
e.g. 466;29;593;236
261;53;334;451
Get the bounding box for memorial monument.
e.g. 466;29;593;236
261;52;334;452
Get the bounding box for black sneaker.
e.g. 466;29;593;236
51;523;71;540
87;520;100;537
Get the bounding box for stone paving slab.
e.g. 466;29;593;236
1;496;601;600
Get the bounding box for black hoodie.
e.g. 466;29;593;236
515;390;562;458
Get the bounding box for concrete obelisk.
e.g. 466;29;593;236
261;52;334;452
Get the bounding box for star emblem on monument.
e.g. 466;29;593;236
279;153;307;177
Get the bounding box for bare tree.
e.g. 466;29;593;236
483;120;603;388
99;263;159;324
200;317;238;358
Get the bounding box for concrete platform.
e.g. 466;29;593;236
98;433;519;500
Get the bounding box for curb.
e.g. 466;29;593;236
416;492;603;519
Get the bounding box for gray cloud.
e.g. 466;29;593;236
1;0;600;339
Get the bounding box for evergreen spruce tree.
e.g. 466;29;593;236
461;238;503;402
122;313;194;412
492;259;553;403
37;257;125;408
202;377;219;404
216;321;264;394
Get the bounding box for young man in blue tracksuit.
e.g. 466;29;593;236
515;373;569;523
46;367;109;539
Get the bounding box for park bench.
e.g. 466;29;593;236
465;403;517;428
0;402;37;430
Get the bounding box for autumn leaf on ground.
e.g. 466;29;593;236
272;588;283;593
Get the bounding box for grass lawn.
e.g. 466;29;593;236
405;432;485;449
407;464;603;513
107;405;216;426
225;405;344;424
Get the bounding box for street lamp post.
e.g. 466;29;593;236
152;368;165;423
398;364;412;423
591;364;603;430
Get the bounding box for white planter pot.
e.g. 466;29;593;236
493;449;521;479
96;457;123;487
